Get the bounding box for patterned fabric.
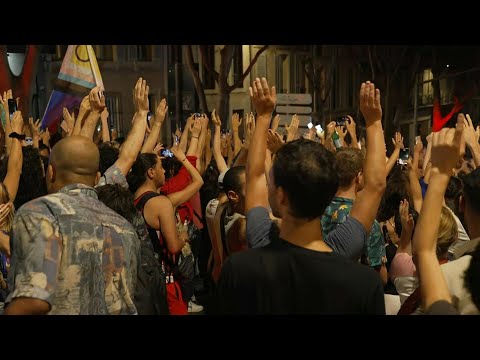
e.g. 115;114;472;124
96;164;128;189
7;183;140;315
322;196;386;267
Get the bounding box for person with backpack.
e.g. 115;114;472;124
128;146;203;315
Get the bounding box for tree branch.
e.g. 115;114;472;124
199;45;219;82
228;45;269;92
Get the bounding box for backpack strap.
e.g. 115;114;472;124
135;191;166;260
135;191;163;211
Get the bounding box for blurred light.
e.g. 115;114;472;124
446;64;450;68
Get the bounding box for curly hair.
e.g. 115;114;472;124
98;142;119;176
14;146;47;210
162;156;182;181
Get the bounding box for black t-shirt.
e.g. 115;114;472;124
216;238;385;314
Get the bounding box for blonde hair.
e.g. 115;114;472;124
0;182;14;232
437;206;458;259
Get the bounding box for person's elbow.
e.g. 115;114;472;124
167;241;183;254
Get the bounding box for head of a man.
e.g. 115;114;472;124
98;142;120;176
126;153;165;193
268;138;338;220
335;147;364;193
223;166;246;215
46;136;100;193
460;168;480;237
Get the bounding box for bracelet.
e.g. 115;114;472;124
192;136;199;139
182;157;187;162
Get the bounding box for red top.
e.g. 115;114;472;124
161;155;203;229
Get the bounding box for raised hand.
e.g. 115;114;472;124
29;117;41;138
171;144;186;161
211;109;221;127
430;118;465;175
345;115;356;135
111;128;118;141
191;118;202;138
153;143;164;155
134;77;149;113
244;112;255;147
271;114;280;132
267;129;285;154
326;121;336;137
89;86;106;112
399;199;414;236
232;113;242;131
101;107;109;121
79;94;91;114
335;125;347;140
11;111;24;134
391;131;404;150
462;113;478;148
359;81;382;126
63;107;76;132
285;114;300;142
249;77;276;117
414;139;424;154
155;98;168;126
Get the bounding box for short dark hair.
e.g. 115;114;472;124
462;168;480;214
377;172;410;222
126;153;158;193
272;138;338;220
39;143;50;155
98;142;119;176
97;184;137;223
335;147;363;188
223;166;245;199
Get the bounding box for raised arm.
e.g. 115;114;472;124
245;78;276;212
195;115;209;174
79;86;106;139
62;107;76;137
72;95;91;136
397;199;415;255
186;118;202;156
145;196;185;254
346;115;359;149
211;109;228;174
413;121;464;310
100;108;111;143
29;117;41;149
115;78;149;176
463;113;480;169
166;146;204;209
3;111;24;202
386;132;403;175
233;113;255;167
231;113;243;157
141;98;167;153
0;90;13;155
350;81;387;232
179;115;193;153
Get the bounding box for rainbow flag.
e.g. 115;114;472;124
41;45;103;131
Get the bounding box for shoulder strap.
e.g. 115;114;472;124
135;191;163;211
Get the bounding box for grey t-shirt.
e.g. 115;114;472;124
246;206;367;260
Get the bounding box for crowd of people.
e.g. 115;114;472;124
0;76;478;315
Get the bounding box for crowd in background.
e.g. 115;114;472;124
0;76;478;315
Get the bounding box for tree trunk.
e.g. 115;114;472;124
217;46;235;126
184;45;209;113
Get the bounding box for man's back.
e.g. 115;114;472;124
7;184;140;315
217;239;385;314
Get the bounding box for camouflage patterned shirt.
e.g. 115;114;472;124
322;196;386;268
6;183;140;315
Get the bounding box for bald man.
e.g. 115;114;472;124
5;136;141;315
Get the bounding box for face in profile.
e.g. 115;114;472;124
154;156;166;187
